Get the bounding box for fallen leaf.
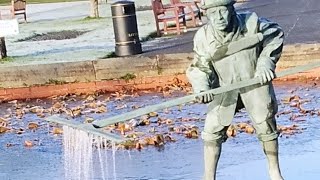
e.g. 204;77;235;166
149;112;158;117
0;118;8;125
84;117;94;123
86;95;96;101
135;142;143;150
104;97;111;101
237;122;248;130
282;95;301;103
185;128;198;139
125;133;139;139
96;106;107;113
154;134;165;146
85;102;97;109
0;126;9;133
278;124;300;135
67;98;77;102
164;135;176;142
53;128;63;135
162;90;171;97
29;106;42;114
28;122;39;130
37;113;46;118
138;117;150;126
15;109;24;118
71;109;82;117
292;95;300;101
24;140;33;147
144;137;155;145
245;125;255;134
53;102;63;109
117;123;131;135
227;125;237;137
174;126;186;134
281;96;292;103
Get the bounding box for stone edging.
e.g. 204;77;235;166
0;43;319;100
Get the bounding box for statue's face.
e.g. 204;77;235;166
206;6;234;31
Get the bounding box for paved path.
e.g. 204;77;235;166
1;0;319;63
1;1;159;65
144;0;320;55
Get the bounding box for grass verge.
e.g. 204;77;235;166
0;56;14;63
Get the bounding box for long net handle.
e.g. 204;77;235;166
92;61;320;128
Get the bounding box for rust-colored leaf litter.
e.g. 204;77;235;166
0;78;319;150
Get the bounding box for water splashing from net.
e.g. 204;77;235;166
63;126;118;180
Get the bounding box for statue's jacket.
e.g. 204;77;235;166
186;12;284;126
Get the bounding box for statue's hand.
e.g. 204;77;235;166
254;67;275;85
195;91;215;104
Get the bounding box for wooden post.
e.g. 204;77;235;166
0;37;7;59
89;0;99;18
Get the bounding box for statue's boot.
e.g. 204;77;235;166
262;139;284;180
203;141;222;180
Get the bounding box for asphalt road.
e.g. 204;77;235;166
143;0;320;56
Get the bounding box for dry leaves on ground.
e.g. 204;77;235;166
278;124;303;137
28;122;39;130
24;140;33;147
52;127;63;135
0;126;10;134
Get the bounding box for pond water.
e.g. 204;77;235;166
0;81;319;180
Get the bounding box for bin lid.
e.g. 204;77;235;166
111;0;135;6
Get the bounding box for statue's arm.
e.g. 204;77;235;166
186;30;217;93
256;18;285;72
186;53;213;93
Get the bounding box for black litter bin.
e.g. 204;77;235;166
111;1;142;56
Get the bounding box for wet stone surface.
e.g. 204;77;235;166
0;80;319;179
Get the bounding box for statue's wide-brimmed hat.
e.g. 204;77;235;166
200;0;236;10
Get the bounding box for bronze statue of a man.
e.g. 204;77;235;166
186;0;285;179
